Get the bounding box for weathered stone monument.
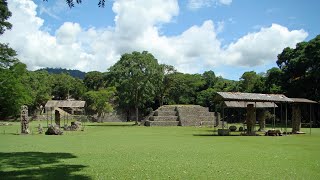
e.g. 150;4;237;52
21;105;30;134
292;104;301;133
55;110;61;127
38;124;43;134
258;109;266;132
246;104;255;135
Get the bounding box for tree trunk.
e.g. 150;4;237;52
292;104;301;133
246;104;255;135
135;106;139;125
135;87;139;125
160;94;164;106
258;109;266;131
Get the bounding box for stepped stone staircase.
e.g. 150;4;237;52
144;105;217;126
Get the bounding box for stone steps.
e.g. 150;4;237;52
144;105;218;127
178;111;214;116
154;111;177;116
145;121;180;126
179;116;215;126
149;116;179;121
158;106;177;111
181;121;215;126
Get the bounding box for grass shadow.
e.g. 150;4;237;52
193;133;242;137
0;152;90;179
86;124;135;127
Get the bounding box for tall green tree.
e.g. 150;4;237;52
202;70;216;89
239;71;265;93
156;64;176;106
83;71;106;91
167;73;205;104
264;67;283;93
0;2;33;118
108;51;162;124
0;0;12;35
83;87;116;122
277;35;320;100
25;70;53;114
51;73;86;100
0;63;32;117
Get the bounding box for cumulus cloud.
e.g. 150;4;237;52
219;0;232;5
0;0;308;74
221;24;308;66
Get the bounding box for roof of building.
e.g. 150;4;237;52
216;92;293;102
45;100;86;108
289;98;318;104
224;101;278;108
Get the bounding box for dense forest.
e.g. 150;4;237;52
37;68;86;79
1;0;320;121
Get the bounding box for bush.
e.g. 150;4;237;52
229;125;237;131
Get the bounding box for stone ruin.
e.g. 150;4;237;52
21;105;30;134
246;104;255;135
143;105;221;127
45;124;63;135
63;121;82;131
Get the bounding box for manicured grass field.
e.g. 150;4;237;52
0;121;320;179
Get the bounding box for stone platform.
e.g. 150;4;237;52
143;105;218;127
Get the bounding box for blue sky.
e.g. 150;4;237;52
1;0;319;80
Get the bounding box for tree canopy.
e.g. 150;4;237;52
277;35;320;101
0;0;12;35
43;0;106;8
108;51;162;124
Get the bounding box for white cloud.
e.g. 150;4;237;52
219;0;232;5
56;22;81;44
221;24;308;66
187;0;232;10
0;0;308;75
38;0;66;20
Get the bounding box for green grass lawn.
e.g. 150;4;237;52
0;121;320;179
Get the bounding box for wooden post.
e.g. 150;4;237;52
222;106;225;129
310;104;312;135
273;103;276;129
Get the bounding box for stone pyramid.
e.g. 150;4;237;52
143;105;219;126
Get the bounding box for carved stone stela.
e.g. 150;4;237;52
21;105;30;134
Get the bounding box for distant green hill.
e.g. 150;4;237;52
37;68;86;79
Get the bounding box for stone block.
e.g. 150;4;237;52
147;121;180;126
218;129;230;136
150;116;179;121
154;111;177;116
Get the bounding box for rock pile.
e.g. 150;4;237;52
63;121;82;131
45;125;63;135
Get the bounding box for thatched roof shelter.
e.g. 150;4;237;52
224;101;278;108
289;98;317;104
216;92;293;103
45;100;85;108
